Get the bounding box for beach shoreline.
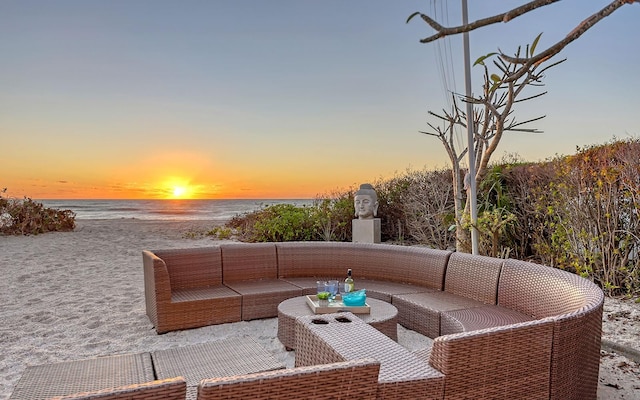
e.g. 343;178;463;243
0;219;638;399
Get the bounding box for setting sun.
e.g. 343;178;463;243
172;186;187;198
162;178;194;199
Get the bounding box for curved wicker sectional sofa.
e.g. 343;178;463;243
142;241;604;400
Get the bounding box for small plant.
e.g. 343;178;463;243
206;226;233;240
0;189;76;235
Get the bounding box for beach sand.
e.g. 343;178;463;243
0;219;638;399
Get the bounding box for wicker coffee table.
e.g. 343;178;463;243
277;296;398;350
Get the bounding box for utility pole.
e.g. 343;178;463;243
462;0;479;255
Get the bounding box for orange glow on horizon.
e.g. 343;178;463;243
3;176;354;200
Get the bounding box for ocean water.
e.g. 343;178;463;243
39;199;314;221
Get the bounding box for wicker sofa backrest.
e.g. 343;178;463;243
221;243;278;282
197;358;380;400
444;252;503;304
153;247;223;290
350;244;450;288
361;245;452;290
500;258;604;400
275;242;359;278
430;319;555;399
498;258;598;318
276;242;450;288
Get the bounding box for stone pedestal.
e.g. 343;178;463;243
352;219;381;243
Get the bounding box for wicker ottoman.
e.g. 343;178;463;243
152;337;285;400
295;312;444;400
9;353;158;400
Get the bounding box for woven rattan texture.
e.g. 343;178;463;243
48;377;186;400
439;304;533;335
443;252;503;304
142;242;605;398
154;247;223;290
142;250;168;328
430;319;554;399
275;242;363;278
280;276;338;295
220;242;278;282
275;242;451;288
295;313;444;400
277;296;398;350
392;291;484;338
143;250;242;334
501;259;604;400
171;286;240;302
499;258;598;318
549;304;603;400
224;279;302;320
9;353;155;400
280;277;434;301
356;279;434;302
197;359;381;400
152;338;284;400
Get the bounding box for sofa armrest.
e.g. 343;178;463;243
430;319;554;399
142;250;172;328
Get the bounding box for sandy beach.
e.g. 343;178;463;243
0;219;638;399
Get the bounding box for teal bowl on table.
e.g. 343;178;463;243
342;289;366;306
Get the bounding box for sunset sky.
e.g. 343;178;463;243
2;1;639;200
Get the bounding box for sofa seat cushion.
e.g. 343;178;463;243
158;286;243;332
357;278;434;303
392;291;485;338
224;279;302;320
440;304;534;335
172;285;241;303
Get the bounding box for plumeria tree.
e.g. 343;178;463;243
408;0;638;252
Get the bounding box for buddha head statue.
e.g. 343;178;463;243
354;183;379;219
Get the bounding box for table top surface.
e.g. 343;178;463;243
278;295;397;323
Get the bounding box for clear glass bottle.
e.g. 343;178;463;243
344;269;355;293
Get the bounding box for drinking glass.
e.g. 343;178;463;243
316;281;327;294
327;280;339;301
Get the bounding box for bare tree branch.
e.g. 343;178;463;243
501;0;636;82
409;0;638;83
410;0;562;43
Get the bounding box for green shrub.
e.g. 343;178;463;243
0;189;75;235
206;225;233;240
223;139;640;296
227;203;318;242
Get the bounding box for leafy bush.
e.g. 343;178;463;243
227;203;318;242
223;139;640;296
0;189;75;235
311;195;354;241
503;139;640;296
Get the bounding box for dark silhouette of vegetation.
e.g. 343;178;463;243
0;189;75;235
